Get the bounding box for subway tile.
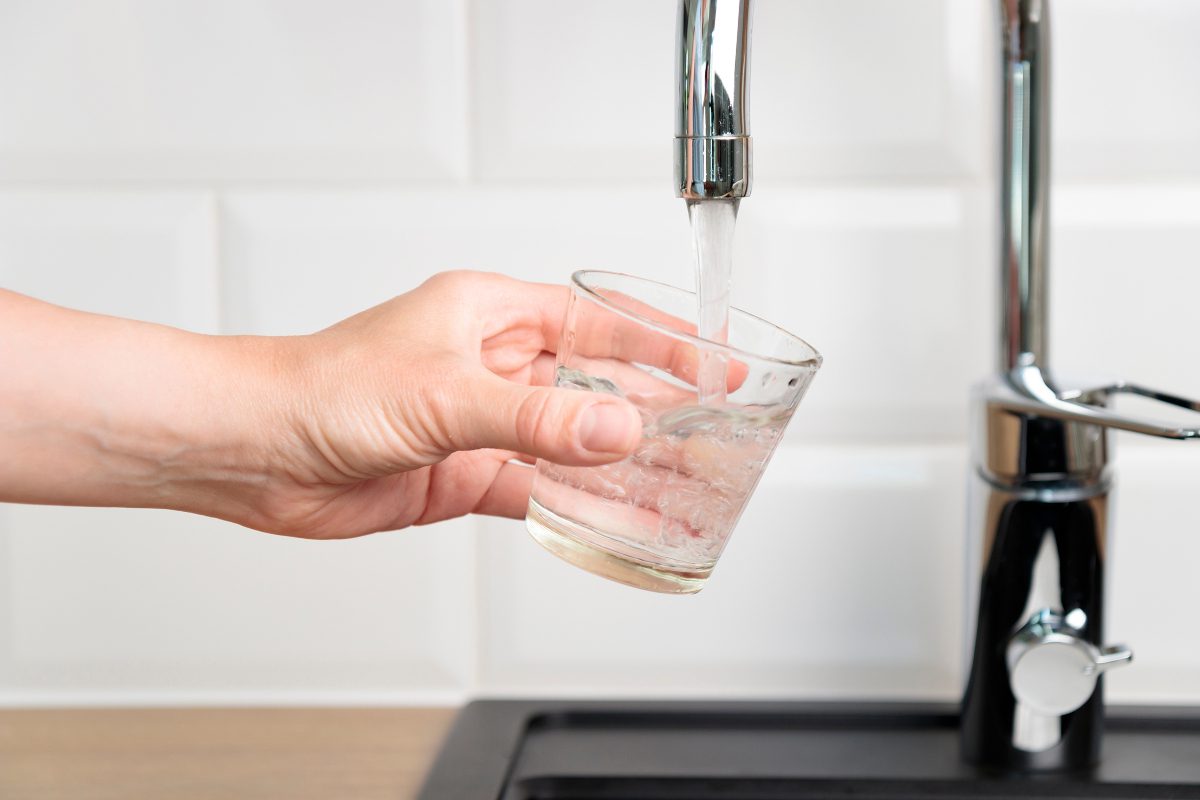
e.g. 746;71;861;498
0;185;472;697
746;186;991;443
0;506;472;694
0;191;218;332
1055;0;1200;179
470;0;988;184
224;185;991;444
1104;446;1200;703
0;0;467;182
475;445;966;699
221;187;695;335
468;0;675;185
1050;186;1200;401
753;0;989;180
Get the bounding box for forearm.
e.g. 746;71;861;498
0;271;645;540
0;289;293;518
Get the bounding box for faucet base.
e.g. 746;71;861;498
961;686;1104;772
961;370;1125;773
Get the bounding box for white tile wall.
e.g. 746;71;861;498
1051;186;1200;399
220;188;695;334
0;0;468;182
0;507;473;702
753;0;991;179
477;446;966;699
469;0;677;185
471;0;991;183
1;0;1199;708
1107;447;1200;704
1055;0;1200;179
744;186;991;443
0;191;219;331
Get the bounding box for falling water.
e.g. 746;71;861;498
686;198;739;405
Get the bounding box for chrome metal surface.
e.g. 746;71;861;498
962;0;1200;773
999;0;1051;372
675;0;753;199
1008;609;1132;720
962;466;1112;768
665;0;1200;776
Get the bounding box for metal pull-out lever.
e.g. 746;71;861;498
990;365;1200;441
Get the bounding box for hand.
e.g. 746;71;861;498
0;272;644;539
233;271;644;538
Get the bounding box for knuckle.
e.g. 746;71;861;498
422;269;493;296
515;389;565;453
420;270;469;298
415;377;464;453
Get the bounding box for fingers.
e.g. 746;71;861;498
472;459;536;519
418;271;571;353
434;370;643;466
566;289;751;394
427;272;751;395
537;342;747;416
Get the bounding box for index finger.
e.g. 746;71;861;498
470;273;748;393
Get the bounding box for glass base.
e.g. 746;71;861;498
525;499;711;594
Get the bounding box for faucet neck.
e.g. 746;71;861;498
999;0;1051;374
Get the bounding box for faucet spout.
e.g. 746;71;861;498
675;0;753;200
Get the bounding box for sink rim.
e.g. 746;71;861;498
417;700;1200;800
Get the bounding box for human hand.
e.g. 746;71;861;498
230;271;644;538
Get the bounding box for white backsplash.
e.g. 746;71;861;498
1;0;1198;706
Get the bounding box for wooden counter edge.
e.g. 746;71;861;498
0;706;460;800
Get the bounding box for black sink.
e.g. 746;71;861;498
417;701;1200;799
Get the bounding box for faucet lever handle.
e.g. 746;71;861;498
1054;381;1200;440
995;371;1200;441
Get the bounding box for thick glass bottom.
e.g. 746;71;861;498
525;499;711;594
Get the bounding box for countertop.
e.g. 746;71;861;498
0;707;457;800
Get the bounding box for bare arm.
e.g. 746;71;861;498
0;273;644;538
0;287;286;520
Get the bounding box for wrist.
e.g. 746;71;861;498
151;331;305;526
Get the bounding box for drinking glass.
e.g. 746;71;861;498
526;270;822;594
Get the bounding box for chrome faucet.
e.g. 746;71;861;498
675;0;1200;774
963;0;1200;772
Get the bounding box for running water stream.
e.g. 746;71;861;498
686;198;739;405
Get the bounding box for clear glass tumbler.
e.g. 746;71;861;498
526;270;822;594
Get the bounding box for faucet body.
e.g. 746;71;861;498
961;373;1123;769
962;0;1119;770
674;0;1199;775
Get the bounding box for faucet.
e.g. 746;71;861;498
963;0;1200;772
675;0;752;202
675;0;1200;774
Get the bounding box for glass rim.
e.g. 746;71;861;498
570;269;823;371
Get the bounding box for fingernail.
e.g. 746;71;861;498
579;403;637;453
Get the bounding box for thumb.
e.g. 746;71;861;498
443;374;643;466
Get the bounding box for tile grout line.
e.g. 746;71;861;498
467;518;484;700
461;0;484;701
211;190;229;335
460;0;476;186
